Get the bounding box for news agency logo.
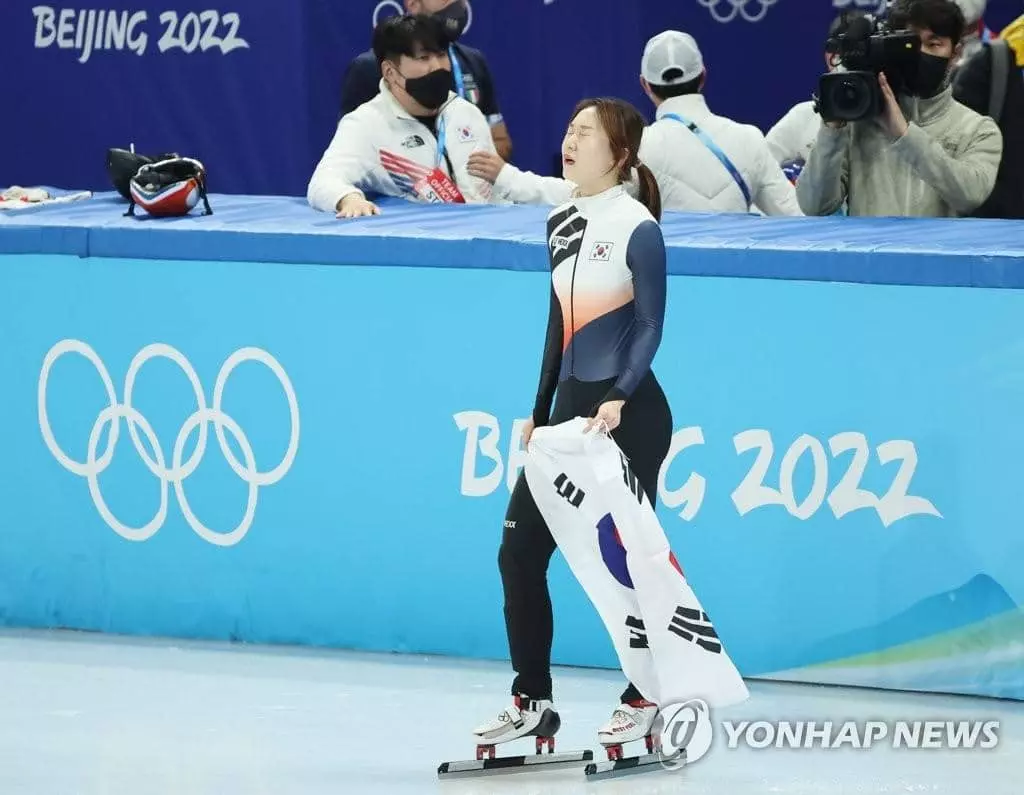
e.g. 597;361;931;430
722;719;1001;751
651;705;1000;773
654;699;714;771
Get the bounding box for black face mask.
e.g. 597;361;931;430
435;0;469;43
909;52;951;97
402;68;453;110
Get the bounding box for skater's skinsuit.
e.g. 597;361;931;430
500;185;673;703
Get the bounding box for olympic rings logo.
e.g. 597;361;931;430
372;0;473;34
543;0;778;22
696;0;778;23
38;340;300;547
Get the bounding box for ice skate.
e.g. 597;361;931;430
472;695;560;753
437;695;593;779
585;699;668;781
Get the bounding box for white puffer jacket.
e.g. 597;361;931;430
639;94;801;215
307;81;497;213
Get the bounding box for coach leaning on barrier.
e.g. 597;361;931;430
308;14;498;218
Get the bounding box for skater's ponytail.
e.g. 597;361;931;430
633;162;662;222
569;97;662;222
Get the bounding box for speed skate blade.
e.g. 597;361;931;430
585;749;686;781
438;750;593;779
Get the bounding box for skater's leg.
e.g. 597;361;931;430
610;373;673;506
473;481;560;747
499;471;558;699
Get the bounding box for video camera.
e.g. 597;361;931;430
817;15;921;123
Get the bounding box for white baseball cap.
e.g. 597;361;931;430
641;30;704;86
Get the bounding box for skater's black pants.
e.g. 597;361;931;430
499;373;673;702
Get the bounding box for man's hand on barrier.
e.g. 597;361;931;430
876;72;909;140
467;151;506;184
336;193;381;219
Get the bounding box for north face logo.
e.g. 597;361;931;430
551;235;571;253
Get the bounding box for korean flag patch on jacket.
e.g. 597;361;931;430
590;242;613;261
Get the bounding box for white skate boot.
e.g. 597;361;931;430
472;695;560;758
597;699;660;760
438;695;594;779
583;699;666;781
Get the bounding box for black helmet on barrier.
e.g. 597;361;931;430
106;147;179;200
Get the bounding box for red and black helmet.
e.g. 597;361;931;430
125;157;213;218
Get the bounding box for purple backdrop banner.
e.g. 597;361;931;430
2;0;1019;196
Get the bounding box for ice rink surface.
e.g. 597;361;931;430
1;629;1020;795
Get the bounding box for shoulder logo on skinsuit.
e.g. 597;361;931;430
547;206;587;269
401;134;426;149
457;125;476;143
590;242;613;261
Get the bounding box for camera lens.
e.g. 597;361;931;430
838;80;860;107
829;76;871;119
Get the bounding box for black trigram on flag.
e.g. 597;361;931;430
553;473;585;508
668;606;722;654
625;615;648;649
619;453;643;504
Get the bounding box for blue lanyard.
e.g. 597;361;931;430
436;116;447;170
449;45;465;99
662;112;753;210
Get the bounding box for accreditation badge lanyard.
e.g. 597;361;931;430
449;45;465;99
412;112;465;204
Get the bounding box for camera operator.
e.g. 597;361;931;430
767;10;867;171
796;0;1003;217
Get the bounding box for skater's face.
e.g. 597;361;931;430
561;107;618;190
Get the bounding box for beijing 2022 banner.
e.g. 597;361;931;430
4;0;1021;196
1;253;1021;701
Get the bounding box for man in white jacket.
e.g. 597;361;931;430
468;30;801;216
307;14;498;219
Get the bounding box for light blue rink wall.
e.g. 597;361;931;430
2;253;1023;700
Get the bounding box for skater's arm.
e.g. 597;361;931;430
604;220;666;404
532;286;564;426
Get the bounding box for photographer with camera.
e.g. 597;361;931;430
796;0;1002;218
767;10;867;178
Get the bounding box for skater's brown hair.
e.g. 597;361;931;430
569;98;662;221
